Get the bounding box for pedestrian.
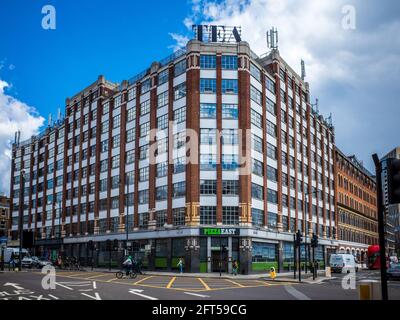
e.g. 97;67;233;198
232;260;238;276
177;258;184;274
122;255;133;276
9;252;15;271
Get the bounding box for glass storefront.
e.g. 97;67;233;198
252;242;278;272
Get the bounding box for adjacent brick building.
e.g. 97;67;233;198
9;34;339;273
0;194;10;239
335;148;378;263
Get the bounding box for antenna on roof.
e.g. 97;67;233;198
48;113;52;127
311;98;319;113
57;108;62;121
266;27;278;50
327;113;333;127
301;59;306;81
15;130;21;146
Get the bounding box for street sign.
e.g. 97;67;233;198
200;228;240;236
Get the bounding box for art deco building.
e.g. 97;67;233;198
334;148;378;263
9;29;338;273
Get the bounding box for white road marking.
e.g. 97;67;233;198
81;292;101;300
55;282;73;290
184;292;210;298
4;283;24;290
284;285;311;300
93;281;97;289
129;289;158;300
48;294;59;300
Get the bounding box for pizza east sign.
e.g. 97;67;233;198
200;228;240;236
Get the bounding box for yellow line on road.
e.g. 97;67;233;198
86;273;113;280
225;279;245;287
166;277;177;289
133;275;155;285
198;278;211;290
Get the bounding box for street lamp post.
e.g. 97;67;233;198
303;189;318;274
125;180;130;256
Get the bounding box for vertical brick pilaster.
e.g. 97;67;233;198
119;85;128;232
167;65;174;226
216;54;223;224
133;83;141;229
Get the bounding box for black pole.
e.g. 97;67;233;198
373;154;389;300
109;247;112;271
126;182;129;256
312;246;316;280
18;171;25;271
293;234;297;279
298;241;301;282
1;246;4;271
304;196;308;274
219;238;222;277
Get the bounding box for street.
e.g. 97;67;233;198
1;269;400;300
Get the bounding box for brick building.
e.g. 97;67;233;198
0;194;10;239
9;30;338;273
335;148;378;263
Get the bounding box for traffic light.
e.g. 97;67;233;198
311;233;319;248
295;230;303;247
387;158;400;205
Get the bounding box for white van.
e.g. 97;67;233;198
4;247;29;264
329;254;358;274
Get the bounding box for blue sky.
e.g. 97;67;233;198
0;0;191;116
1;0;400;194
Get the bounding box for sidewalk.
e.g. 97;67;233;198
85;267;330;284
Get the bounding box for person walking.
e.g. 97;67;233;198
232;260;238;276
9;252;15;271
177;258;184;274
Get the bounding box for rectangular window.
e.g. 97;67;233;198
251;109;262;128
200;55;216;69
222;180;239;195
266;98;276;115
140;122;150;137
141;79;151;94
157;91;169;108
221;129;238;145
252;183;264;200
200;206;216;225
173;181;185;198
222;154;238;171
267;165;277;182
139;167;149;182
174;59;187;77
250;63;261;82
250;85;262;105
266;120;277;137
173;208;185;226
156;161;168;177
111;155;120;169
252;159;264;176
200;103;216;118
114;95;122;108
221;79;238;94
112;135;120;148
158;69;169;85
252;134;263;153
156;185;168;201
222;104;238;119
174;107;186;124
266;143;277;160
126;128;135;143
267;189;278;204
113;114;121;129
126;150;134;164
252;209;264;227
128;87;136;101
200;79;217;94
221;55;238;70
138;190;149;204
127;108;135;122
200;180;217;195
174;82;186;100
200;154;217;170
222;207;239;225
157;114;168;130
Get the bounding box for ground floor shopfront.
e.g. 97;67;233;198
32;227;339;274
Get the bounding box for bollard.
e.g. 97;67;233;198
358;280;382;300
269;267;277;280
325;266;331;278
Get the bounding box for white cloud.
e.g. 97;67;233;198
172;0;400;170
0;79;45;195
169;33;191;52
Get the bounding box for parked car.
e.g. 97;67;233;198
387;263;400;280
33;257;53;268
329;254;359;273
21;256;34;268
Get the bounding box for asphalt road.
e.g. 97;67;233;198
0;269;399;300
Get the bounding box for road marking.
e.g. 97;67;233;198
81;292;101;300
224;279;245;287
284;285;311;300
55;282;73;290
4;283;24;290
129;289;158;300
198;278;211;290
86;273;112;280
184;292;210;298
48;294;59;300
93;281;97;289
166;276;176;289
133;275;155;285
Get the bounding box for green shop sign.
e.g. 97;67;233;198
200;228;240;236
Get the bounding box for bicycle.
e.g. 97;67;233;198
116;269;137;279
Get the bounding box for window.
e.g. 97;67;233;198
252;134;263;153
222;104;238;119
113;115;121;129
111;175;120;189
174;82;186;100
221;55;237;70
266;78;275;94
250;85;262;105
112;135;120;148
156;162;168;177
222;180;239;195
103;102;110;115
111;196;119;209
128;87;136;101
267;189;278;204
200;180;217;195
221;129;238;145
157;114;168;130
200;79;216;93
111;155;120;169
156;210;167;228
200;206;216;225
250;63;261;81
200;103;216;118
267;165;277;182
138;190;149;204
200;154;217;170
156;185;168;201
139;167;149;182
157;138;168;155
141;79;151;94
173;208;185;226
222;154;238;170
126;150;134;164
174;59;187;77
114;95;122;108
173;157;185;174
127;108;136;122
140;122;150;137
252;159;264;176
126;128;135;143
101;120;109;134
174;107;186;124
174;131;186;149
267;143;277;160
200;55;216;69
252;183;263;200
140;100;150;115
266;98;276;115
251;109;262;128
266;120;277;137
158;69;169;85
200;129;216;145
223;207;239;225
173;181;185;198
221;79;238;94
101;139;108;153
100;160;108;173
252;209;264;227
157;91;169;108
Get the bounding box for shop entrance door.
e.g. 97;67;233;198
211;250;228;272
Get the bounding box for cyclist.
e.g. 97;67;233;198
122;255;133;276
